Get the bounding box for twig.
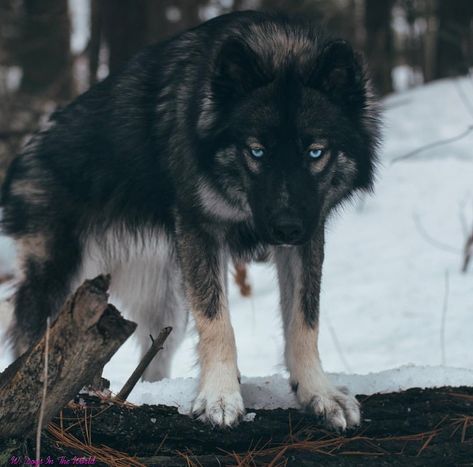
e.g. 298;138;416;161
36;317;50;464
453;78;473;121
391;125;473;164
324;313;353;374
462;228;473;272
115;327;173;401
413;213;460;254
48;422;146;467
440;271;449;366
458;196;472;237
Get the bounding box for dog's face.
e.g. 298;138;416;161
198;37;379;245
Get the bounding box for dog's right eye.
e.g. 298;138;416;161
250;147;265;158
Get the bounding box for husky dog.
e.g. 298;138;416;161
2;11;380;429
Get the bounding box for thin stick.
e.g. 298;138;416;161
391;125;473;164
115;327;173;401
440;271;449;366
325;313;353;374
458;196;471;237
413;213;460;254
453;78;473;121
462;230;473;272
36;316;51;464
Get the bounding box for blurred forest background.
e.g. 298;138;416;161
0;0;472;181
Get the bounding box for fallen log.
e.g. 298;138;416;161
0;275;136;439
1;386;470;466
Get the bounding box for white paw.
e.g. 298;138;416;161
192;388;245;427
296;384;360;431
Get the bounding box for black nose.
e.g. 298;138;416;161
270;217;304;244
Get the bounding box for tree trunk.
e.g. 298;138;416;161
88;0;102;86
435;0;473;79
101;0;150;76
364;0;395;95
18;0;72;99
422;0;438;83
97;0;206;78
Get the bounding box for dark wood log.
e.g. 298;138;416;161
0;275;136;439
2;386;469;466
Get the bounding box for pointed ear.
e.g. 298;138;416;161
309;40;366;108
212;38;269;102
197;38;270;137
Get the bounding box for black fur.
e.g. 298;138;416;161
2;11;380;428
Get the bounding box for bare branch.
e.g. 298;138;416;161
413;213;461;254
453;78;473;121
391;125;473;164
461;229;473;273
324;313;353;374
440;271;449;366
115;326;173;402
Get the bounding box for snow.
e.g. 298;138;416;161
128;366;473;414
1;76;473;410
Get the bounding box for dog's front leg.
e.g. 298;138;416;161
274;231;360;431
176;224;244;427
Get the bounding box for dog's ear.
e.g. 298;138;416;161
213;38;269;101
197;38;269;137
309;40;366;109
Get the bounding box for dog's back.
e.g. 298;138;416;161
1;10;272;367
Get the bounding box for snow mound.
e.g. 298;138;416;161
128;365;473;414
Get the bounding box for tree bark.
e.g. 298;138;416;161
0;275;136;439
101;0;150;76
435;0;473;79
364;0;395;95
88;0;102;86
18;0;72;99
97;0;206;77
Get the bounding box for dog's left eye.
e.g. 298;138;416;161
308;148;324;159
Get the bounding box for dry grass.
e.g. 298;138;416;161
47;422;145;467
216;410;473;466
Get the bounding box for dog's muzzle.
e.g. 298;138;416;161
268;214;304;245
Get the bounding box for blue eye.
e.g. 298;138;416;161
250;147;265;158
308;148;324;159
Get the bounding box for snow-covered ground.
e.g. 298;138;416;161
1;77;473;408
129;366;473;414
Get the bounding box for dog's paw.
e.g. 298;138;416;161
192;389;245;428
296;384;360;432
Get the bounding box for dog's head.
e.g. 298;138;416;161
196;26;380;246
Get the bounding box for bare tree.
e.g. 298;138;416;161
101;0;150;76
364;0;395;95
18;0;72;99
435;0;473;79
90;0;208;81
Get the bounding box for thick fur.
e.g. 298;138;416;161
1;11;380;429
